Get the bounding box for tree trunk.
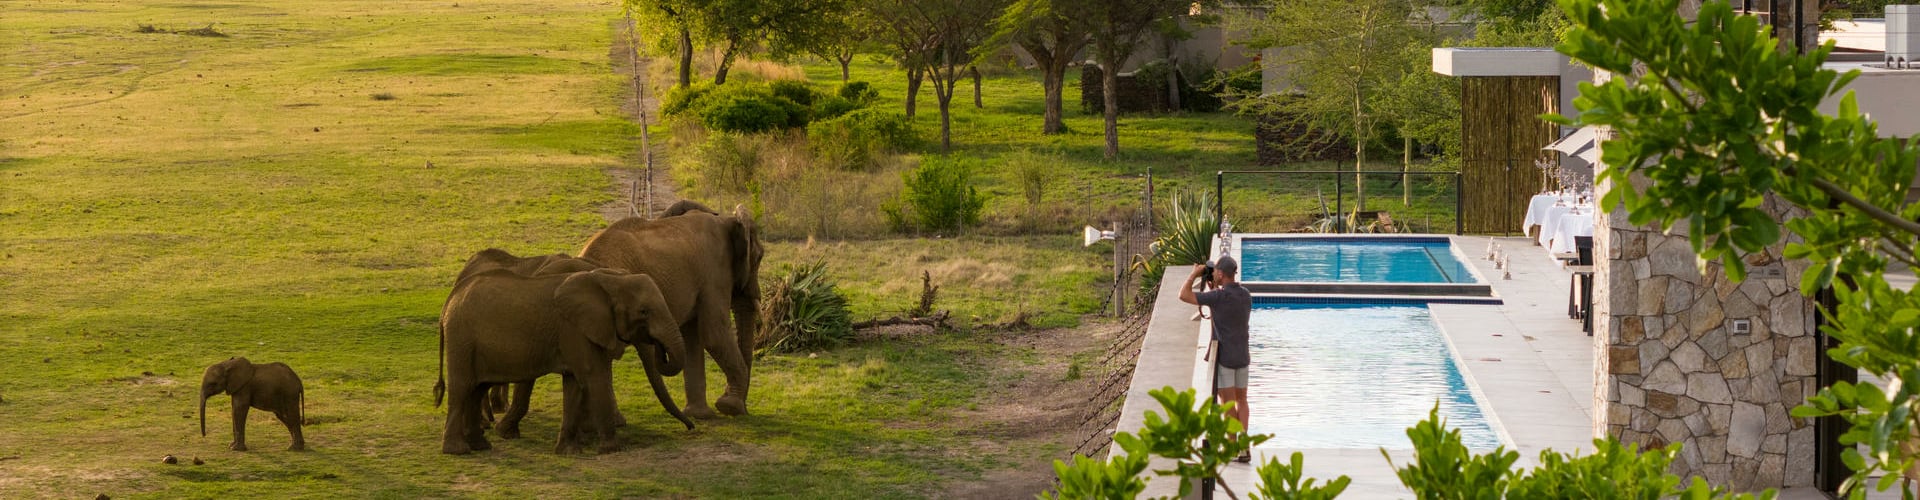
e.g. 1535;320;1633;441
971;66;983;109
837;51;853;82
1041;58;1067;134
677;27;693;88
1102;61;1120;160
937;52;956;151
1403;136;1412;205
1164;36;1181;112
1354;92;1366;213
905;66;924;119
714;41;739;86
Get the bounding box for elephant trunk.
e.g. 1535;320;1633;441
651;315;686;377
199;393;208;437
729;295;757;402
643;339;695;430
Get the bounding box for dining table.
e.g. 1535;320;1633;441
1546;209;1596;255
1522;192;1584;236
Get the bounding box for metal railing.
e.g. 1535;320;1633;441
1214;170;1464;236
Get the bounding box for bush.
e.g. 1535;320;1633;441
756;261;853;354
661;82;716;117
690;132;763;194
1048;393;1774;500
836;80;879;106
1003;148;1060;207
767;80;816;107
697;86;794;134
885;155;987;233
807;108;914;171
812;94;860;120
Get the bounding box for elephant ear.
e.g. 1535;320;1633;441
225;358;256;392
555;271;628;352
728;205;764;300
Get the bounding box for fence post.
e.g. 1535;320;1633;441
1214;172;1224;240
1455;172;1464;235
1335;173;1344;233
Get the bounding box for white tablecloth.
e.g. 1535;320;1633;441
1523;193;1585;233
1547;211;1596;255
1536;205;1580;247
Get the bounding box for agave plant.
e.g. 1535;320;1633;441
1151;188;1221;266
756;261;853;355
1132;189;1222;301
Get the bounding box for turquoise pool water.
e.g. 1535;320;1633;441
1244;301;1501;450
1239;238;1476;284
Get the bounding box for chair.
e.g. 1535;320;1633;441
1565;236;1595;335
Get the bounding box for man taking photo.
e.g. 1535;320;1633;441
1178;255;1252;463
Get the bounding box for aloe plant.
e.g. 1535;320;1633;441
757;261;853;354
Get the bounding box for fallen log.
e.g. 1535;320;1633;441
852;310;950;329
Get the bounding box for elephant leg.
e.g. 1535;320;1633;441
464;385;492;452
495;380;533;439
441;381;471;454
587;364;622;454
679;320;718;420
554;374;584;455
275;407;305;451
703;302;751;417
229;398;250;452
487;385;510;414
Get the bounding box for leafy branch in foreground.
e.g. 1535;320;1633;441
1552;0;1920;494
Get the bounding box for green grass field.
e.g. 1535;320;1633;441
0;1;1105;497
0;0;1454;497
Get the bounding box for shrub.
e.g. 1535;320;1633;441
767;79;816;107
661;82;715;117
812;94;860;120
807;108;913;171
885;155;987;233
836;80;879;106
756;261;853;354
1003;148;1060;207
698;86;794;134
691;132;762;194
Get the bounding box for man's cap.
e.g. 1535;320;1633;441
1212;255;1238;277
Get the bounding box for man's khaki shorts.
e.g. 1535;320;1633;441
1215;365;1249;389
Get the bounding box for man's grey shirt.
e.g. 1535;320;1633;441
1197;283;1252;369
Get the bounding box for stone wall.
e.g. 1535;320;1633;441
1593;171;1820;490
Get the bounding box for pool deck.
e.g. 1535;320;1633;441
1124;235;1898;498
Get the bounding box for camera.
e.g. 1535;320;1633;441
1200;265;1215;284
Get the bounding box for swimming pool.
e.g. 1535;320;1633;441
1244;300;1502;450
1238;237;1478;284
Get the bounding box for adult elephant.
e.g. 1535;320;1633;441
438;268;691;455
434;249;670;438
580;204;762;419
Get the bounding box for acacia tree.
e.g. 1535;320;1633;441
982;0;1094;135
772;5;877;82
626;0;702;88
1077;1;1204;160
867;0;1009;150
1554;0;1920;493
1238;0;1423;211
629;0;847;86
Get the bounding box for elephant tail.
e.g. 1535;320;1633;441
434;321;446;408
299;388;306;426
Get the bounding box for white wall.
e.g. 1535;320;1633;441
1820;67;1920;137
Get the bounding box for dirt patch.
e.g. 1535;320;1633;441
935;320;1121;497
602;19;680;223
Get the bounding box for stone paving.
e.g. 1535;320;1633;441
1122;235;1887;498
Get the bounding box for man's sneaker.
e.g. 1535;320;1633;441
1234;451;1252;463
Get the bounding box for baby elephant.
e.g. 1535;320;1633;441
200;357;306;451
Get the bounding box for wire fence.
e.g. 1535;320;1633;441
1066;221;1161;461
